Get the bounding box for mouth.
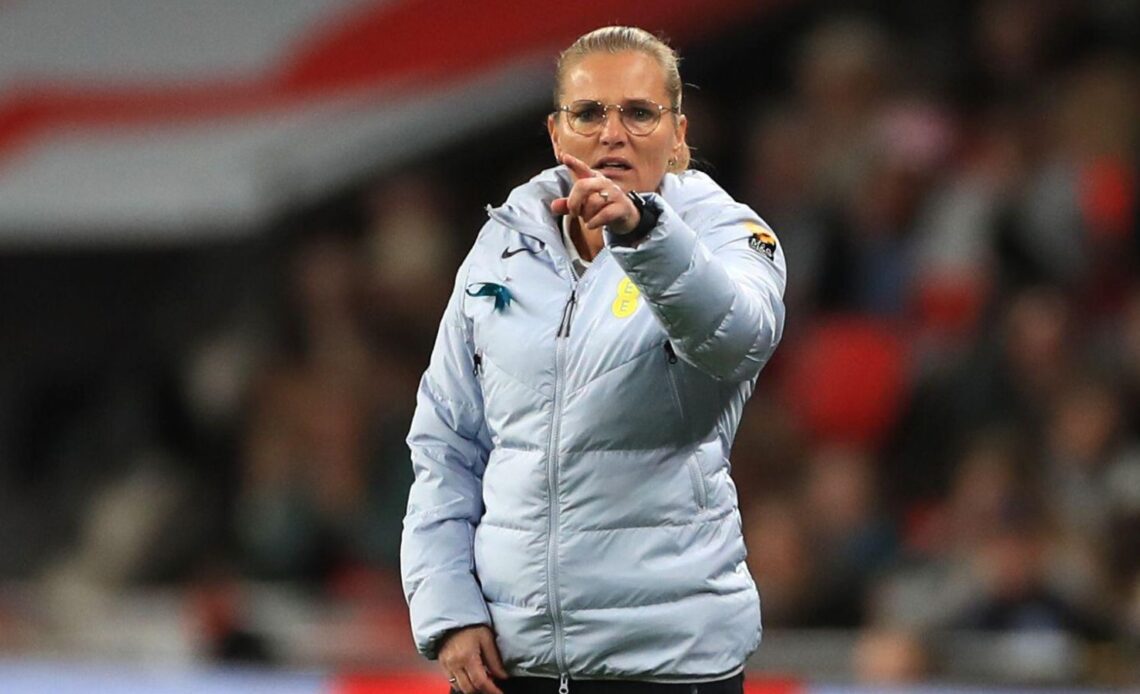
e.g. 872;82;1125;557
594;157;633;175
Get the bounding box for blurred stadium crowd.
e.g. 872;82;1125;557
0;0;1138;687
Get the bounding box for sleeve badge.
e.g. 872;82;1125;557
745;221;778;261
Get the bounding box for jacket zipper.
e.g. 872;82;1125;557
664;343;707;509
547;287;576;686
663;342;683;416
558;289;578;337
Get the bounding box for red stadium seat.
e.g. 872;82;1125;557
781;316;909;447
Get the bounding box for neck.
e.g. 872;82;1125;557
569;216;605;261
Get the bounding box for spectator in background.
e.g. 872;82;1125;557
852;628;930;685
744;498;815;628
744;106;823;316
885;285;1078;508
1044;375;1136;538
868;432;1026;632
238;233;379;581
772;16;894;314
360;177;458;355
358;175;456;573
1010;55;1138;301
799;445;897;627
954;496;1111;640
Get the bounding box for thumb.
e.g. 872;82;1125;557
550;197;570;215
479;630;509;679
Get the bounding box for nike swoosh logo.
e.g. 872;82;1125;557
502;243;543;259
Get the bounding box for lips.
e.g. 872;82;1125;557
594;157;632;172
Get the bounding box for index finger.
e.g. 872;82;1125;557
561;153;597;180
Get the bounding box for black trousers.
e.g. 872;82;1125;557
449;673;744;693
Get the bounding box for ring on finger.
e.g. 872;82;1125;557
448;676;458;683
598;190;610;201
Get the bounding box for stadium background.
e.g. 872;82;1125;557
0;0;1138;691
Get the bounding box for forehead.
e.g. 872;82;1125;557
561;51;669;102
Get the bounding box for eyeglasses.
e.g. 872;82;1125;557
555;99;680;137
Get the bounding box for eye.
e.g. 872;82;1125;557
626;103;657;122
571;103;604;123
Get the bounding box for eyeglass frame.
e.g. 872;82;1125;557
554;99;682;137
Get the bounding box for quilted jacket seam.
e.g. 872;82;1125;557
565;509;733;533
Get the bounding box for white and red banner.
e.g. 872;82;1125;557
0;0;766;245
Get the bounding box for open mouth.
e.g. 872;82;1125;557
595;158;632;173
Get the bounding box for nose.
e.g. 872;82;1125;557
599;107;627;145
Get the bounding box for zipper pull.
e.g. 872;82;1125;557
557;289;578;338
559;673;570;694
664;341;678;364
473;352;483;376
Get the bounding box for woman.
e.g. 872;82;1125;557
401;26;786;694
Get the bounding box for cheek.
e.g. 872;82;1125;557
641;138;674;170
559;141;595;164
635;159;670;192
652;133;678;161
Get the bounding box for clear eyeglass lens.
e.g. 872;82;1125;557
565;100;666;136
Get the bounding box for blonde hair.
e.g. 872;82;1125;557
554;26;690;171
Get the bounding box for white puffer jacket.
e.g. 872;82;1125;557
401;165;786;683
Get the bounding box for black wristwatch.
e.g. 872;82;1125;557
611;191;661;245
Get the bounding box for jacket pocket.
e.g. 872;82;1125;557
686;452;708;510
665;342;707;510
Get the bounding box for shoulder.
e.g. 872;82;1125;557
660;169;735;206
460;219;511;273
659;170;774;243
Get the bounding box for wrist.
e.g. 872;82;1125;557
611;191;660;245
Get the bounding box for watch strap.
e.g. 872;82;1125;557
611;191;661;245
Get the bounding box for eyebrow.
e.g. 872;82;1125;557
570;97;658;103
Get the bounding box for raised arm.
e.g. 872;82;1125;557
606;188;786;383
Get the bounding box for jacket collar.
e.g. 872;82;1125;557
485;166;570;249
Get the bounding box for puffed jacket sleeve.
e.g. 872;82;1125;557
401;258;493;659
605;192;786;382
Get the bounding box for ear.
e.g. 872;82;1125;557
672;113;688;161
547;113;564;163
